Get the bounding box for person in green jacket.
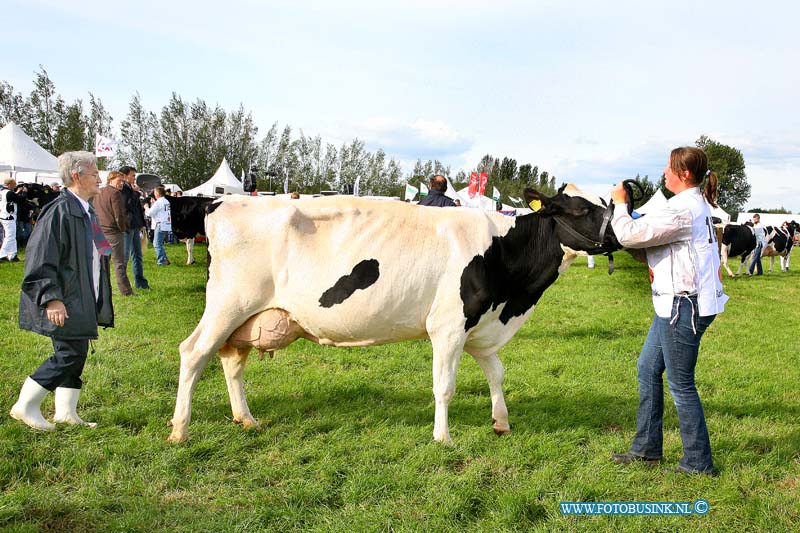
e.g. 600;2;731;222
10;151;114;431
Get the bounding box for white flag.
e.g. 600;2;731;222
95;133;118;158
419;183;429;197
492;187;501;202
404;183;419;201
444;176;459;200
353;175;361;196
283;174;289;194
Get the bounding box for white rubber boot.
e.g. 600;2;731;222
53;387;97;428
9;377;55;431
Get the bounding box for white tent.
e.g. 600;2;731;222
637;190;731;223
735;212;799;227
183;158;245;197
0;122;58;179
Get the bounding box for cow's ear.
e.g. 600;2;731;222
524;188;551;213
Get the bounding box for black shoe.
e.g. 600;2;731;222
667;465;718;477
136;284;151;290
611;452;661;466
10;256;20;262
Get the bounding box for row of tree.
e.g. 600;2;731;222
1;68;752;210
0;68;112;161
630;136;751;214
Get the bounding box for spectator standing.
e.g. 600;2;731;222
149;186;172;266
748;214;767;276
95;171;134;296
9;151;113;431
14;183;34;247
119;166;150;289
418;175;456;207
0;178;28;262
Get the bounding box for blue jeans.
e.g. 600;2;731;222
153;229;169;265
125;228;150;288
748;244;763;275
630;296;716;473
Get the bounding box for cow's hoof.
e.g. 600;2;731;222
168;430;188;443
234;417;262;431
492;418;511;436
433;435;454;446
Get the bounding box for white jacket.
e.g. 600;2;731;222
611;187;728;318
148;197;172;232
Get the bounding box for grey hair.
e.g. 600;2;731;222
58;151;97;186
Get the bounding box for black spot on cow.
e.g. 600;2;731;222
319;259;380;308
461;215;564;331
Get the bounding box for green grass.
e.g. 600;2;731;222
1;241;798;532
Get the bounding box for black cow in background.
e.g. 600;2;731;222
165;195;215;265
720;222;756;276
763;221;799;272
19;183;60;214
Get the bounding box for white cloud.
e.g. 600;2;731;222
328;117;474;164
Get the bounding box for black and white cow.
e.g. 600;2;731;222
762;221;799;272
168;184;622;443
19;183;60;216
720;223;756;276
165;196;214;264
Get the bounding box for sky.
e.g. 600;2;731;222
3;0;799;212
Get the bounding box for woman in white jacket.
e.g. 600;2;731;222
610;147;728;475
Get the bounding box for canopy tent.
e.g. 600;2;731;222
710;205;731;224
636;190;731;224
0;122;58;178
735;212;799;227
183;158;245;197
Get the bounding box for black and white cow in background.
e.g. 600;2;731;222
19;183;60;217
762;221;799;272
165;196;214;264
720;222;756;276
168;184;623;443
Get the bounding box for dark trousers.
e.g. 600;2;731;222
107;231;134;295
30;338;89;390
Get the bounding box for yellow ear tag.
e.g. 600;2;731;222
529;199;542;211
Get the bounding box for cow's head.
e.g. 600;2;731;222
523;184;621;255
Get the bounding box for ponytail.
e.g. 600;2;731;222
670;146;718;207
703;170;718;207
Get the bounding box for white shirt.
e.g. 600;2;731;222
752;223;767;247
68;189;101;300
610;187;728;318
148;196;172;232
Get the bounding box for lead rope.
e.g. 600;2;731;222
669;294;697;335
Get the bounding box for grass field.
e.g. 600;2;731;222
1;240;798;532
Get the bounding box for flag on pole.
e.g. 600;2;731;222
283;173;289;194
419;183;429;197
468;172;479;198
492;186;501;202
404;183;419;201
95;133;118;158
479;172;488;197
353;175;361;196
